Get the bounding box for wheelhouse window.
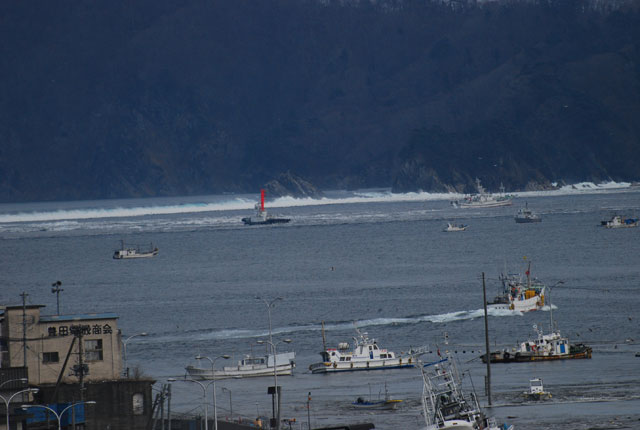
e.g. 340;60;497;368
85;339;103;361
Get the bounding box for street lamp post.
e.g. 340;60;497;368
221;387;232;418
168;378;214;430
194;355;229;430
123;332;148;378
257;297;282;346
22;401;95;430
256;338;292;430
1;387;38;430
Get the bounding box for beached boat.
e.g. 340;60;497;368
242;189;290;225
420;350;512;430
185;351;295;380
523;378;551;401
601;215;638;228
352;384;403;410
443;223;467;232
309;326;424;374
113;240;158;259
451;179;513;208
514;203;541;223
482;324;591;363
487;262;545;312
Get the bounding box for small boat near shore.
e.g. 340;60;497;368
309;325;425;374
523;378;552;401
444;222;467;232
352;383;403;410
601;215;638;228
113;240;158;259
488;262;546;312
185;351;296;380
515;203;541;223
242;189;290;225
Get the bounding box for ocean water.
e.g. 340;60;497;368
1;185;639;429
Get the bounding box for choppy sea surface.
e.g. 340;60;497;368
1;183;639;430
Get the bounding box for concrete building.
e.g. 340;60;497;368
0;305;122;384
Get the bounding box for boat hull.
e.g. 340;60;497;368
456;199;513;208
309;359;415;374
186;363;294;380
352;399;402;410
242;217;290;225
113;249;159;259
482;347;592;363
515;217;542;223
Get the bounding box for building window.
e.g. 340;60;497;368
85;339;103;361
43;352;59;363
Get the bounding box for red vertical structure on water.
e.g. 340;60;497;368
261;189;265;212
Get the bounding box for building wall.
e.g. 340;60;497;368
1;306;122;385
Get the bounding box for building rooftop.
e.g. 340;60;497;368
40;313;119;322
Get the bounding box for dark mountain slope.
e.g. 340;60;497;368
0;0;639;202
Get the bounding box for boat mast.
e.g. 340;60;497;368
321;321;327;352
260;189;265;213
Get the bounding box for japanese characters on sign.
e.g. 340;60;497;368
47;323;113;337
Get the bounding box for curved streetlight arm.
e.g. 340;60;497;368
0;378;28;390
22;401;95;430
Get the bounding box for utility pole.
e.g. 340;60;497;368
482;273;492;406
51;281;63;315
306;392;311;430
20;292;29;367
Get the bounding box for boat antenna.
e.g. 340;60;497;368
482;272;492;406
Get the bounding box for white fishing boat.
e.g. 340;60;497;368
523;378;551;400
309;325;425;374
420;346;512;430
451;179;513;208
444;223;467;232
488;262;545;312
601;215;638;228
242;189;290;225
185;351;296;380
113;240;159;259
514;203;541;223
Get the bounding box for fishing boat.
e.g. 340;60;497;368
113;240;159;259
482;324;592;363
352;383;403;410
523;378;551;401
451;179;513;208
487;262;546;312
601;215;638;228
185;351;295;380
242;189;291;225
443;223;467;232
420;347;512;430
514;203;541;223
309;325;425;374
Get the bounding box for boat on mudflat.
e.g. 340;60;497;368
601;215;638;228
420;345;513;430
185;351;296;380
451;179;513;208
113;240;159;259
488;262;546;312
242;189;290;225
482;324;591;363
352;384;403;410
309;325;425;374
523;378;552;401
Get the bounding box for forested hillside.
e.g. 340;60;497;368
1;0;639;201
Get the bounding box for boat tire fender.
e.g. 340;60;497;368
333;362;337;369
